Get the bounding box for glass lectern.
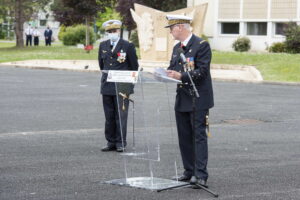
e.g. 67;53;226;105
104;70;188;191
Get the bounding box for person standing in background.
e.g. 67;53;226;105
44;26;53;46
33;27;40;46
25;25;33;46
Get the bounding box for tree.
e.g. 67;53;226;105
52;0;116;26
116;0;187;32
96;7;121;31
0;0;49;47
51;0;115;47
51;0;84;26
63;0;98;47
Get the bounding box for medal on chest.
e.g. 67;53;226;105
117;50;126;63
186;57;195;71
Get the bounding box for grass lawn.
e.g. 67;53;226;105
0;41;98;63
212;51;300;82
1;41;299;82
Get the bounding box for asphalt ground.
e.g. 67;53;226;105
0;66;300;200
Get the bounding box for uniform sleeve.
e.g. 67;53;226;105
127;43;139;71
167;46;177;70
181;41;212;83
98;43;104;70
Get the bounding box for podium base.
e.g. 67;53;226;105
104;177;189;191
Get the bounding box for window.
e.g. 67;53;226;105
221;22;240;34
275;23;286;36
40;20;47;26
247;22;267;35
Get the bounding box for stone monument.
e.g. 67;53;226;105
130;3;208;64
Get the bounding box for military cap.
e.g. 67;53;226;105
165;14;192;28
102;20;122;31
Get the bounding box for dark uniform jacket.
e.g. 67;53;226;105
44;29;52;38
98;38;139;95
168;34;214;112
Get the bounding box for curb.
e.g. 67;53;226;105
1;63;299;86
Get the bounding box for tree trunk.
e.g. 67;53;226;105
15;0;24;47
85;17;90;46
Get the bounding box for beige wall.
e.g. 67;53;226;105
243;0;268;19
190;0;215;37
219;0;240;19
217;0;298;20
271;0;297;19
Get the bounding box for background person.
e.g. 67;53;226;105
33;27;40;46
25;25;33;46
44;26;53;46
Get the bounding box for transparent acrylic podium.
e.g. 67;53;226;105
104;70;188;191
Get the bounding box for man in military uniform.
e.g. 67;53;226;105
165;15;214;187
99;20;139;152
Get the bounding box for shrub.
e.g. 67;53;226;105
284;22;300;54
269;42;286;53
58;25;66;41
129;30;139;48
62;24;96;46
0;30;5;39
232;37;251;52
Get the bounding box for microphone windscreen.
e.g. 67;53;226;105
177;47;184;54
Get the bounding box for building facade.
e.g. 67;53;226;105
188;0;300;51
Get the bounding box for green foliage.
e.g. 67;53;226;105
96;7;121;31
232;37;251;52
52;0;115;26
116;0;186;31
0;29;5;39
58;25;67;41
129;30;139;48
201;34;209;43
62;24;96;46
269;42;286;53
284;22;300;54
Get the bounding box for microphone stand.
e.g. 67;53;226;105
158;61;218;198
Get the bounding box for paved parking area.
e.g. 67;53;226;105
0;67;299;200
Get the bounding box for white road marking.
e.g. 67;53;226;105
0;128;103;137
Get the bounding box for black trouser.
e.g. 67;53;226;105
34;37;39;46
175;109;209;180
102;95;129;148
26;35;32;46
45;38;51;46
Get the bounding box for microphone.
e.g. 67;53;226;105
177;48;187;64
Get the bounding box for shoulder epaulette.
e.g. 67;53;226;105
200;40;206;44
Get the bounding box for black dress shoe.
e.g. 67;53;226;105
193;178;208;188
116;147;125;152
172;174;191;182
101;146;116;152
